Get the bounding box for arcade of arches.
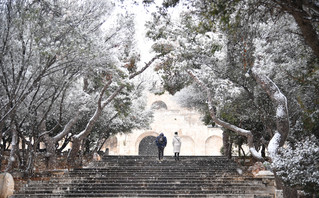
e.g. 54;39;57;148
101;92;223;156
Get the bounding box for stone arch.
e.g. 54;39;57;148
205;135;222;156
180;136;195;156
135;131;159;155
102;136;118;155
151;100;168;110
138;136;157;156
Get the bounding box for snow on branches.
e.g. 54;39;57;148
271;135;319;194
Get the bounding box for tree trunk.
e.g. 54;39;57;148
67;137;82;168
292;12;319;58
25;147;35;177
240;146;246;158
43;135;56;169
275;1;319;58
67;110;101;167
67;82;121;167
261;144;266;158
0;122;3;171
84;138;90;155
222;131;231;158
274;172;298;198
57;135;72;154
42;116;79;169
251;66;289;159
94;136;108;153
5;126;17;172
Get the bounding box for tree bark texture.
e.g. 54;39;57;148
273;0;319;58
222;131;232;159
43;135;56;169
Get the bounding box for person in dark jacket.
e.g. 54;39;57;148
155;133;167;161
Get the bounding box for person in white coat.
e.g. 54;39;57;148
172;132;181;161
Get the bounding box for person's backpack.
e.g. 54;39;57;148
158;136;164;144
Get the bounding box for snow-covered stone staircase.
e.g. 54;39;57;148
12;156;275;197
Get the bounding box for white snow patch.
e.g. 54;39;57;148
256;170;274;176
249;148;263;160
236;168;243;175
268;132;281;159
276;105;285;118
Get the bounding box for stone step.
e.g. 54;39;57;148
72;166;239;171
19;185;268;194
87;169;239;174
67;171;239;176
98;156;235;163
21;179;266;188
21;182;265;189
26;176;264;185
101;155;228;159
15;187;271;195
98;159;236;163
12;193;273;198
24;175;264;183
18;185;268;192
12;156;275;197
69;169;238;173
93;162;238;167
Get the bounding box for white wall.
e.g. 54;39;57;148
103;92;224;156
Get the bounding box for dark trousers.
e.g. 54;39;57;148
158;147;164;160
174;152;180;161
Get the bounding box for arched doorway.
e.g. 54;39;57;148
180;136;195;155
151;100;168;110
205;135;222;156
138;136;157;156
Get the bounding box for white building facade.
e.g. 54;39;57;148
102;92;224;156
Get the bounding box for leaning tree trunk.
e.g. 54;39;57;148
251;66;289;159
67;82;113;167
252;66;293;198
274;0;319;58
67;87;121;167
43;116;79;169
